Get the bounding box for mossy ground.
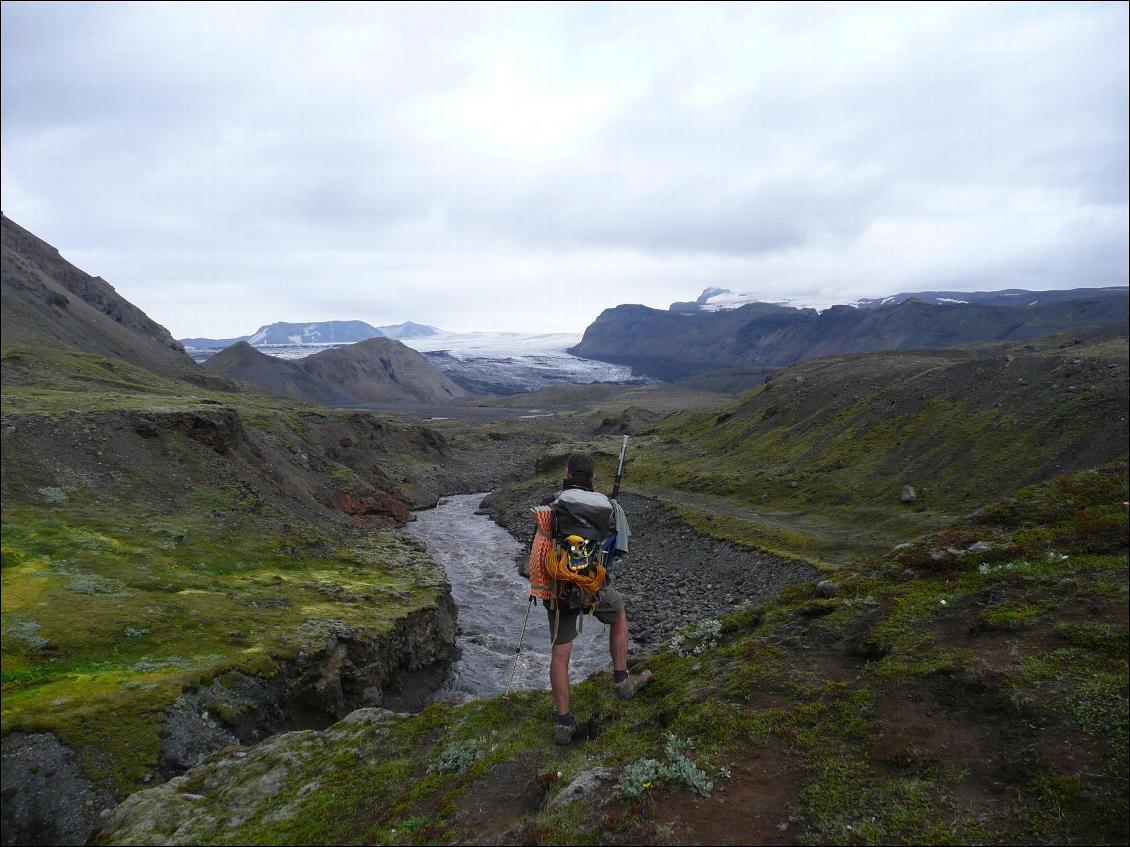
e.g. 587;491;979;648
1;491;446;795
1;345;460;798
0;347;291;417
104;461;1129;845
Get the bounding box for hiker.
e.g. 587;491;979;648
537;453;653;745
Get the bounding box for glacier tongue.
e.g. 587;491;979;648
190;330;638;394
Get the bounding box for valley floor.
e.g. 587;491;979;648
3;340;1128;846
100;462;1129;846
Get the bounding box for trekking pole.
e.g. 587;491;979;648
611;435;629;499
504;596;535;697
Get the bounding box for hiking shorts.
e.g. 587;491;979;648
545;586;626;646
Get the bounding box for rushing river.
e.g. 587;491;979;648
406;492;612;701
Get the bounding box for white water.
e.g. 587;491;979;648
406;493;612;702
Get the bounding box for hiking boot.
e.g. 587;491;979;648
554;721;577;745
613;669;655;700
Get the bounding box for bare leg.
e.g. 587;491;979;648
550;642;572;716
610;609;628;673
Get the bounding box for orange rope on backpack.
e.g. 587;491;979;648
529;506;606;603
544;545;606;601
527;507;555;600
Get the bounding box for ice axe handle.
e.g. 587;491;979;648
611;435;629;499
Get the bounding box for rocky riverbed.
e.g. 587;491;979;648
480;490;822;648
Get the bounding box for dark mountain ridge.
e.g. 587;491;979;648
202;338;466;406
669;284;1128;312
572;293;1130;379
1;213;196;377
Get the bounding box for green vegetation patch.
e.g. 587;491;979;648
102;460;1128;845
1;498;446;795
621;343;1128;561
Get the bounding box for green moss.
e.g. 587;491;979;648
1;500;446;795
1018;769;1128;845
1057;621;1129;659
980;600;1056;630
620;344;1128;561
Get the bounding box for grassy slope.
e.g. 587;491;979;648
1;347;451;795
624;338;1129;562
103;461;1129;846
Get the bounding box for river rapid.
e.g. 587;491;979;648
406;493;613;701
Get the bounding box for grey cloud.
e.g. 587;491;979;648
2;2;1126;336
496;170;885;256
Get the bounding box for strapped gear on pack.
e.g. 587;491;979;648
553;488;616;542
528;489;618;614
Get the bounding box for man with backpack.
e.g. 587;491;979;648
539;453;654;745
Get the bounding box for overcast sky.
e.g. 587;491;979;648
2;2;1127;337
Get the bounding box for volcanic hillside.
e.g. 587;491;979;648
623;329;1130;560
0;217;530;846
1;213;196;378
203;337;467;406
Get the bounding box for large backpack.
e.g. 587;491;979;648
548;489;616;609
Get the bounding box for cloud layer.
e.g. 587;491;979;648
2;2;1126;336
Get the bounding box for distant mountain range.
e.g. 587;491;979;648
574;289;1130;380
670;285;1129;314
180;320;440;351
1;213;463;407
853;287;1129;309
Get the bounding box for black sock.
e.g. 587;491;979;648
614;670;629;684
557;712;575;726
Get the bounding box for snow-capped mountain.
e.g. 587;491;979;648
245;320;385;345
378;321;439;339
669;288;825;313
853;287;1129;309
179;320;443;359
670;286;1129;314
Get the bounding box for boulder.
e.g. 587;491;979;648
815;580;838;599
550;767;617;807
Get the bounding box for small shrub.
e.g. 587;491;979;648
670;619;723;657
132;656;191;672
618;734;714;798
68;572;129;596
618;757;666;798
429;732;498;775
38;487;68;504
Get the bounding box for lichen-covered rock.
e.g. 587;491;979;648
550;766;616;807
815;580;839;599
101;714;392;846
